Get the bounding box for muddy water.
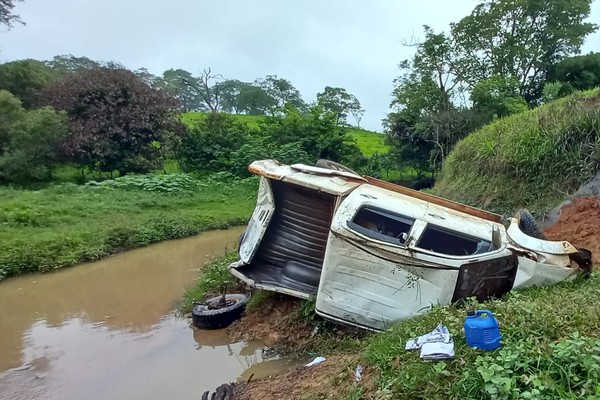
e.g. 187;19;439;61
0;227;287;400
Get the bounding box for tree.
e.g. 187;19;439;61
260;105;357;162
157;69;202;111
257;75;304;112
0;59;56;108
236;83;276;115
316;86;364;125
179;112;251;173
45;54;102;75
547;52;600;92
451;0;597;101
218;79;244;114
42;67;184;175
180;68;233;112
384;114;435;177
1;0;23;29
471;74;528;118
0;91;69;183
134;68;159;87
0;89;24;155
386;27;465;171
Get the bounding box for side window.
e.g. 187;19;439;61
347;206;414;246
417;224;491;256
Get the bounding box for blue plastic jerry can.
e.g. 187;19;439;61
464;309;502;350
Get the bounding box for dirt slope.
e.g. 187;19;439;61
544;197;600;264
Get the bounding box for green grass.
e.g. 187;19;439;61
347;128;390;157
178;251;240;312
435;89;600;215
0;175;257;279
181;112;264;130
182;251;600;399
363;275;600;399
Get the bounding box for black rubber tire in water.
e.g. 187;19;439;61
515;209;547;240
315;159;360;176
192;294;249;330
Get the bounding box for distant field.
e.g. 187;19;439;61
181;112;263;129
181;112;389;156
347;128;390;156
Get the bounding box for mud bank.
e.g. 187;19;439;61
544;197;600;263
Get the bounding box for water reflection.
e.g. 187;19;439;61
1;316;272;400
0;228;283;400
0;227;244;371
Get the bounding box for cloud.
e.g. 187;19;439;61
2;0;599;131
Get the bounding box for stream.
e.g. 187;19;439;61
0;227;295;400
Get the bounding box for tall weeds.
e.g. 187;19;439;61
435;89;600;214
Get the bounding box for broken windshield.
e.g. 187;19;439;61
416;224;492;256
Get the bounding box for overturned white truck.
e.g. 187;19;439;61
230;160;592;331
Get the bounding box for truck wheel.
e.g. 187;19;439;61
515;209;547;240
315;159;360;176
192;294;249;330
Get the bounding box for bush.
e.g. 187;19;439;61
0;91;69;183
179;112;252;174
42;67;184;175
86;173;202;193
435;89;600;214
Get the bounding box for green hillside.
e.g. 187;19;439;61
347;128;390;156
434;89;600;215
181;112;389;156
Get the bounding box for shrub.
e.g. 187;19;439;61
85;173;202;194
435;89;600;214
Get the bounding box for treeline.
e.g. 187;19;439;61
384;0;600;178
0;55;369;184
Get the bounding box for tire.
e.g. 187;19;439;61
192;294;249;330
315;159;360;176
515;209;547;240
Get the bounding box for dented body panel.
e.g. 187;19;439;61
230;160;589;331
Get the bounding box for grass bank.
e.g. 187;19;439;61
435;89;600;216
0;174;257;280
360;275;600;399
186;250;600;399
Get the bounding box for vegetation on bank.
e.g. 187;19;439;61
179;252;240;312
184;248;600;399
182;111;391;158
360;275;600;400
434;89;600;215
0;174;257;280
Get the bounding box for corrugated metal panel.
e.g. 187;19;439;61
254;180;334;269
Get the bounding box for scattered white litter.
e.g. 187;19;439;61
304;356;326;367
405;323;454;360
355;365;363;382
420;341;455;361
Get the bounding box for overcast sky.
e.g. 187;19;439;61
1;0;599;131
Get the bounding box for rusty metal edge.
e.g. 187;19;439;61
364;176;503;223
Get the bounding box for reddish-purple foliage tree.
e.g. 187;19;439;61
42;67;185;175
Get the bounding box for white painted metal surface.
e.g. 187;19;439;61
506;217;578;254
314;186;517;331
232;160;587;331
248;160;363;196
228;264;312;299
512;256;578;289
239;177;275;264
315;233;461;330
